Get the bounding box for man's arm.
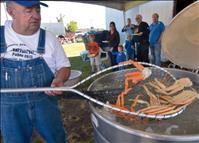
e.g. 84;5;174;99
122;25;127;32
54;67;71;83
47;67;71;96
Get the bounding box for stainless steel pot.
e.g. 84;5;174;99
88;68;199;143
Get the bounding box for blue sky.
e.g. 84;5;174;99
1;1;106;28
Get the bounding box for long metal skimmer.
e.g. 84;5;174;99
1;62;186;119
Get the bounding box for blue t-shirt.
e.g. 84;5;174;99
149;21;165;45
125;40;134;54
115;52;126;64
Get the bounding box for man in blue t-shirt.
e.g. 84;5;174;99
149;13;165;66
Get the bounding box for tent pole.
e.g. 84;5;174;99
3;3;9;20
123;11;126;26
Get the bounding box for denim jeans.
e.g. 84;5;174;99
150;43;161;66
0;58;67;143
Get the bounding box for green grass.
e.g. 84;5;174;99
69;56;90;80
63;42;92;87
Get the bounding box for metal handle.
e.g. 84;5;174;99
1;62;181;119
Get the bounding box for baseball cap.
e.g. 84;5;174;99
12;0;48;7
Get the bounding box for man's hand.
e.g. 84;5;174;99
46;67;71;96
46;78;64;96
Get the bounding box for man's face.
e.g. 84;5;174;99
152;14;158;23
135;16;142;24
9;3;41;33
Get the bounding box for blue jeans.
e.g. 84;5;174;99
150;43;161;66
1;58;66;143
1;96;66;143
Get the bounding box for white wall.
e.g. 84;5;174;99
138;1;174;26
125;7;139;25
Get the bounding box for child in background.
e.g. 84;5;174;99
125;34;135;60
115;45;126;70
86;34;101;73
58;35;65;45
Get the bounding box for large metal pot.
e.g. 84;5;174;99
88;68;199;143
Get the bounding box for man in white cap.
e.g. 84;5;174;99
0;1;70;143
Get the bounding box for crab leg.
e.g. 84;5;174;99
129;99;150;106
145;106;176;115
138;106;162;112
159;106;184;115
160;96;174;104
154;78;167;89
130;95;141;111
148;82;162;91
143;85;160;106
120;60;145;71
116;95;121;106
159;99;169;104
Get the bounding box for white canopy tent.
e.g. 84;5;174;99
70;1;149;11
61;1;149;25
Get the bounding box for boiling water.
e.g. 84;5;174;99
89;69;199;136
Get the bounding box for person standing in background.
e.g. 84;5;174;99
107;21;120;66
86;34;101;73
149;13;165;66
122;18;137;37
135;14;150;63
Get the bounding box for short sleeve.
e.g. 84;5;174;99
160;22;165;32
54;39;71;71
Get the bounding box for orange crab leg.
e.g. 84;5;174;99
111;104;129;111
116;94;121;106
116;93;125;107
120;60;145;71
121;94;123;106
125;72;144;80
130;95;141;111
125;79;129;92
124;73;144;92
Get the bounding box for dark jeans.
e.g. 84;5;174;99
137;41;149;63
108;51;117;66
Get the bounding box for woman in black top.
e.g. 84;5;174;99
107;21;120;66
